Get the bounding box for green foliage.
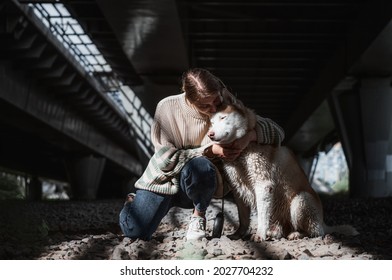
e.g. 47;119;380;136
0;173;25;200
331;173;349;194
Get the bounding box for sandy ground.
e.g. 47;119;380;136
0;195;391;260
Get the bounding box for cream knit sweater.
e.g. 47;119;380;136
134;93;285;195
151;93;284;151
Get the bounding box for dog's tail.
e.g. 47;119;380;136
323;223;359;236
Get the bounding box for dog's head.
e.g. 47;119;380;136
208;104;249;144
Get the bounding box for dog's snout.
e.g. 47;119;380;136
208;131;215;140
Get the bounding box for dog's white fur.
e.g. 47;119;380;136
208;103;358;240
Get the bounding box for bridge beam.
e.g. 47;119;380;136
26;176;42;201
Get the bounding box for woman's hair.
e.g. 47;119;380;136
181;68;239;106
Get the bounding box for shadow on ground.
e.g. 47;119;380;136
0;195;391;260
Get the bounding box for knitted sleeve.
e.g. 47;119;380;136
134;145;206;195
255;115;285;145
150;99;174;151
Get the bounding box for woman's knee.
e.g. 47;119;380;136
180;157;217;193
182;157;216;179
118;190;171;240
119;203;152;240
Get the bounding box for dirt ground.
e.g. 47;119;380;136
0;194;391;260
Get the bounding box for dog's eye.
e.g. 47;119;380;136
219;116;226;120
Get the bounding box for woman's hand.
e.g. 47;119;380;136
211;143;241;161
211;129;257;161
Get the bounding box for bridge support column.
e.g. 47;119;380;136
65;155;106;200
330;77;392;197
26;176;42;201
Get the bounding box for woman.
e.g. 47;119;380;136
119;68;285;241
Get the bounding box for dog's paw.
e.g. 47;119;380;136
251;231;270;242
250;233;263;242
287;231;304;240
267;225;283;239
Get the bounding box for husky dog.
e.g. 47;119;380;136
208;103;358;240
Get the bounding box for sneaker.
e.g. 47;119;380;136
186;216;206;241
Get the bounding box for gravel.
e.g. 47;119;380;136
0;195;391;260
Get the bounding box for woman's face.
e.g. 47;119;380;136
193;93;223;115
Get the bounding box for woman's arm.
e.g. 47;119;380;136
254;115;285;145
150;100;177;151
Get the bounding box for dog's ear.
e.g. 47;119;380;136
219;88;241;109
234;103;256;131
216;101;229;112
221;88;239;106
219;88;253;125
232;101;257;131
231;99;247;116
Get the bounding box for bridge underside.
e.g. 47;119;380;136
0;0;143;199
2;0;392;198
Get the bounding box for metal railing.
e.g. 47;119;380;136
29;2;154;158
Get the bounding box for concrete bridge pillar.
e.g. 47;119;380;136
65;155;106;200
330;77;392;197
26;176;42;201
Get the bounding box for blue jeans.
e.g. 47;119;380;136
119;157;217;240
